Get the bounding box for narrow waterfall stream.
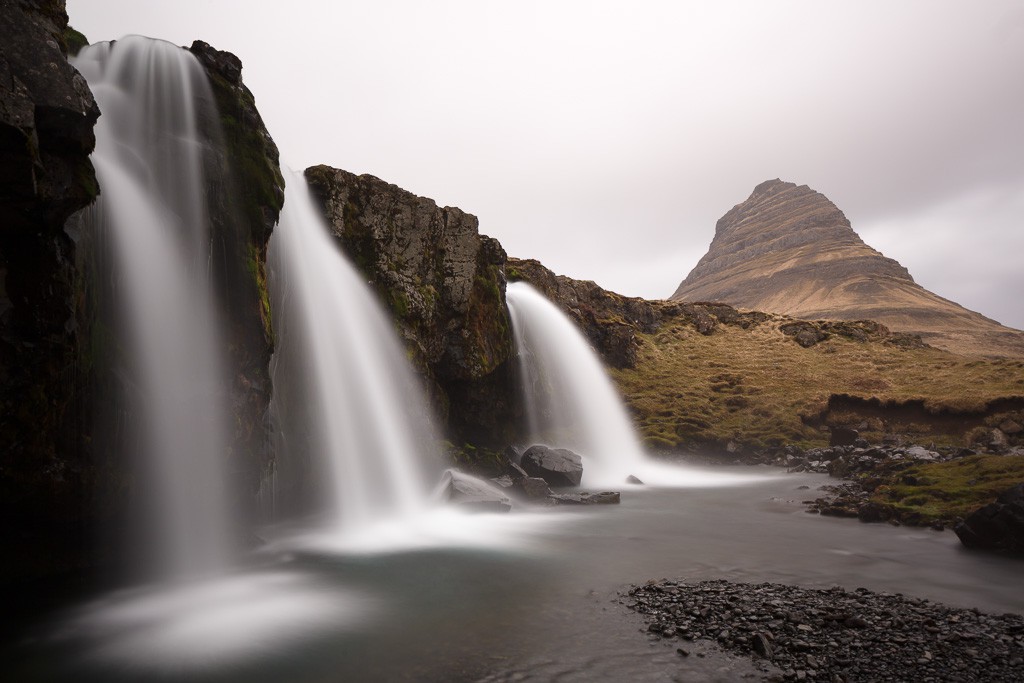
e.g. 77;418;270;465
506;281;648;486
506;281;763;488
268;170;441;542
73;37;233;579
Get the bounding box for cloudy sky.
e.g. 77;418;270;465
67;1;1024;330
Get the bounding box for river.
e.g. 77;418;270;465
4;465;1020;682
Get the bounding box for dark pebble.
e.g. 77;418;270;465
624;579;1024;682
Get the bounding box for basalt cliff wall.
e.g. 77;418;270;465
0;1;284;582
305;165;520;449
0;0;100;582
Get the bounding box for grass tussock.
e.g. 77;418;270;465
872;455;1024;524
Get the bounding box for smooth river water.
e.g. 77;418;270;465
4;465;1021;682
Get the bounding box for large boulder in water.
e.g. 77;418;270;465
954;484;1024;556
520;445;584;487
435;469;513;513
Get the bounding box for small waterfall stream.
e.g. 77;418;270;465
268;171;440;540
507;281;755;488
73;37;233;579
506;282;647;486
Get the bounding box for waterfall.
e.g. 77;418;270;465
268;170;440;539
72;37;233;578
506;282;646;486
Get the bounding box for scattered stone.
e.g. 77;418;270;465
752;632;773;659
548;491;620;506
520;445;584;487
434;469;512;513
626;474;644;485
626;579;1024;683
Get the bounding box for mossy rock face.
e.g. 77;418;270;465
304;165;517;447
186;40;285;505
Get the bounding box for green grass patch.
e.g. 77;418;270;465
872;455;1024;523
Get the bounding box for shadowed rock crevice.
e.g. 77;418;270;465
0;0;100;583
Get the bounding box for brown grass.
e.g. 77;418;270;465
611;316;1024;451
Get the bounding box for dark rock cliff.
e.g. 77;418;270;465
189;40;284;508
0;0;100;582
304;165;518;447
0;5;284;583
671;179;1024;358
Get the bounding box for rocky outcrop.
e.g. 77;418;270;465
954;483;1024;556
0;0;99;581
671;179;1024;358
304;165;517;447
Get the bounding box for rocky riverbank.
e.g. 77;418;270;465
687;438;1024;541
627;579;1024;682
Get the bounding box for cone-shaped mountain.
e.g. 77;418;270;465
671;179;1024;358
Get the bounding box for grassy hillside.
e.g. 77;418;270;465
610;312;1024;453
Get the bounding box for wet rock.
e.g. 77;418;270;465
435;469;512;513
548;491;620;505
520;445;584;487
954;483;1024;556
517;477;553;500
489;475;514;489
752;632;773;659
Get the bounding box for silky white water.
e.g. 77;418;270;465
268;171;440;542
73;37;233;578
506;282;767;488
506;282;648;485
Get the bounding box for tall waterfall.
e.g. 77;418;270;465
506;282;646;486
268;171;439;538
73;37;233;578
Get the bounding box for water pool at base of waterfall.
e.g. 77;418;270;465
4;466;1020;682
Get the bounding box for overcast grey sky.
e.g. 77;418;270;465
67;1;1024;330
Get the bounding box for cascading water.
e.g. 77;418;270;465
268;170;440;541
507;282;772;488
73;37;233;578
506;282;646;486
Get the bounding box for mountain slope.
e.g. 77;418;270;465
671;179;1024;358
